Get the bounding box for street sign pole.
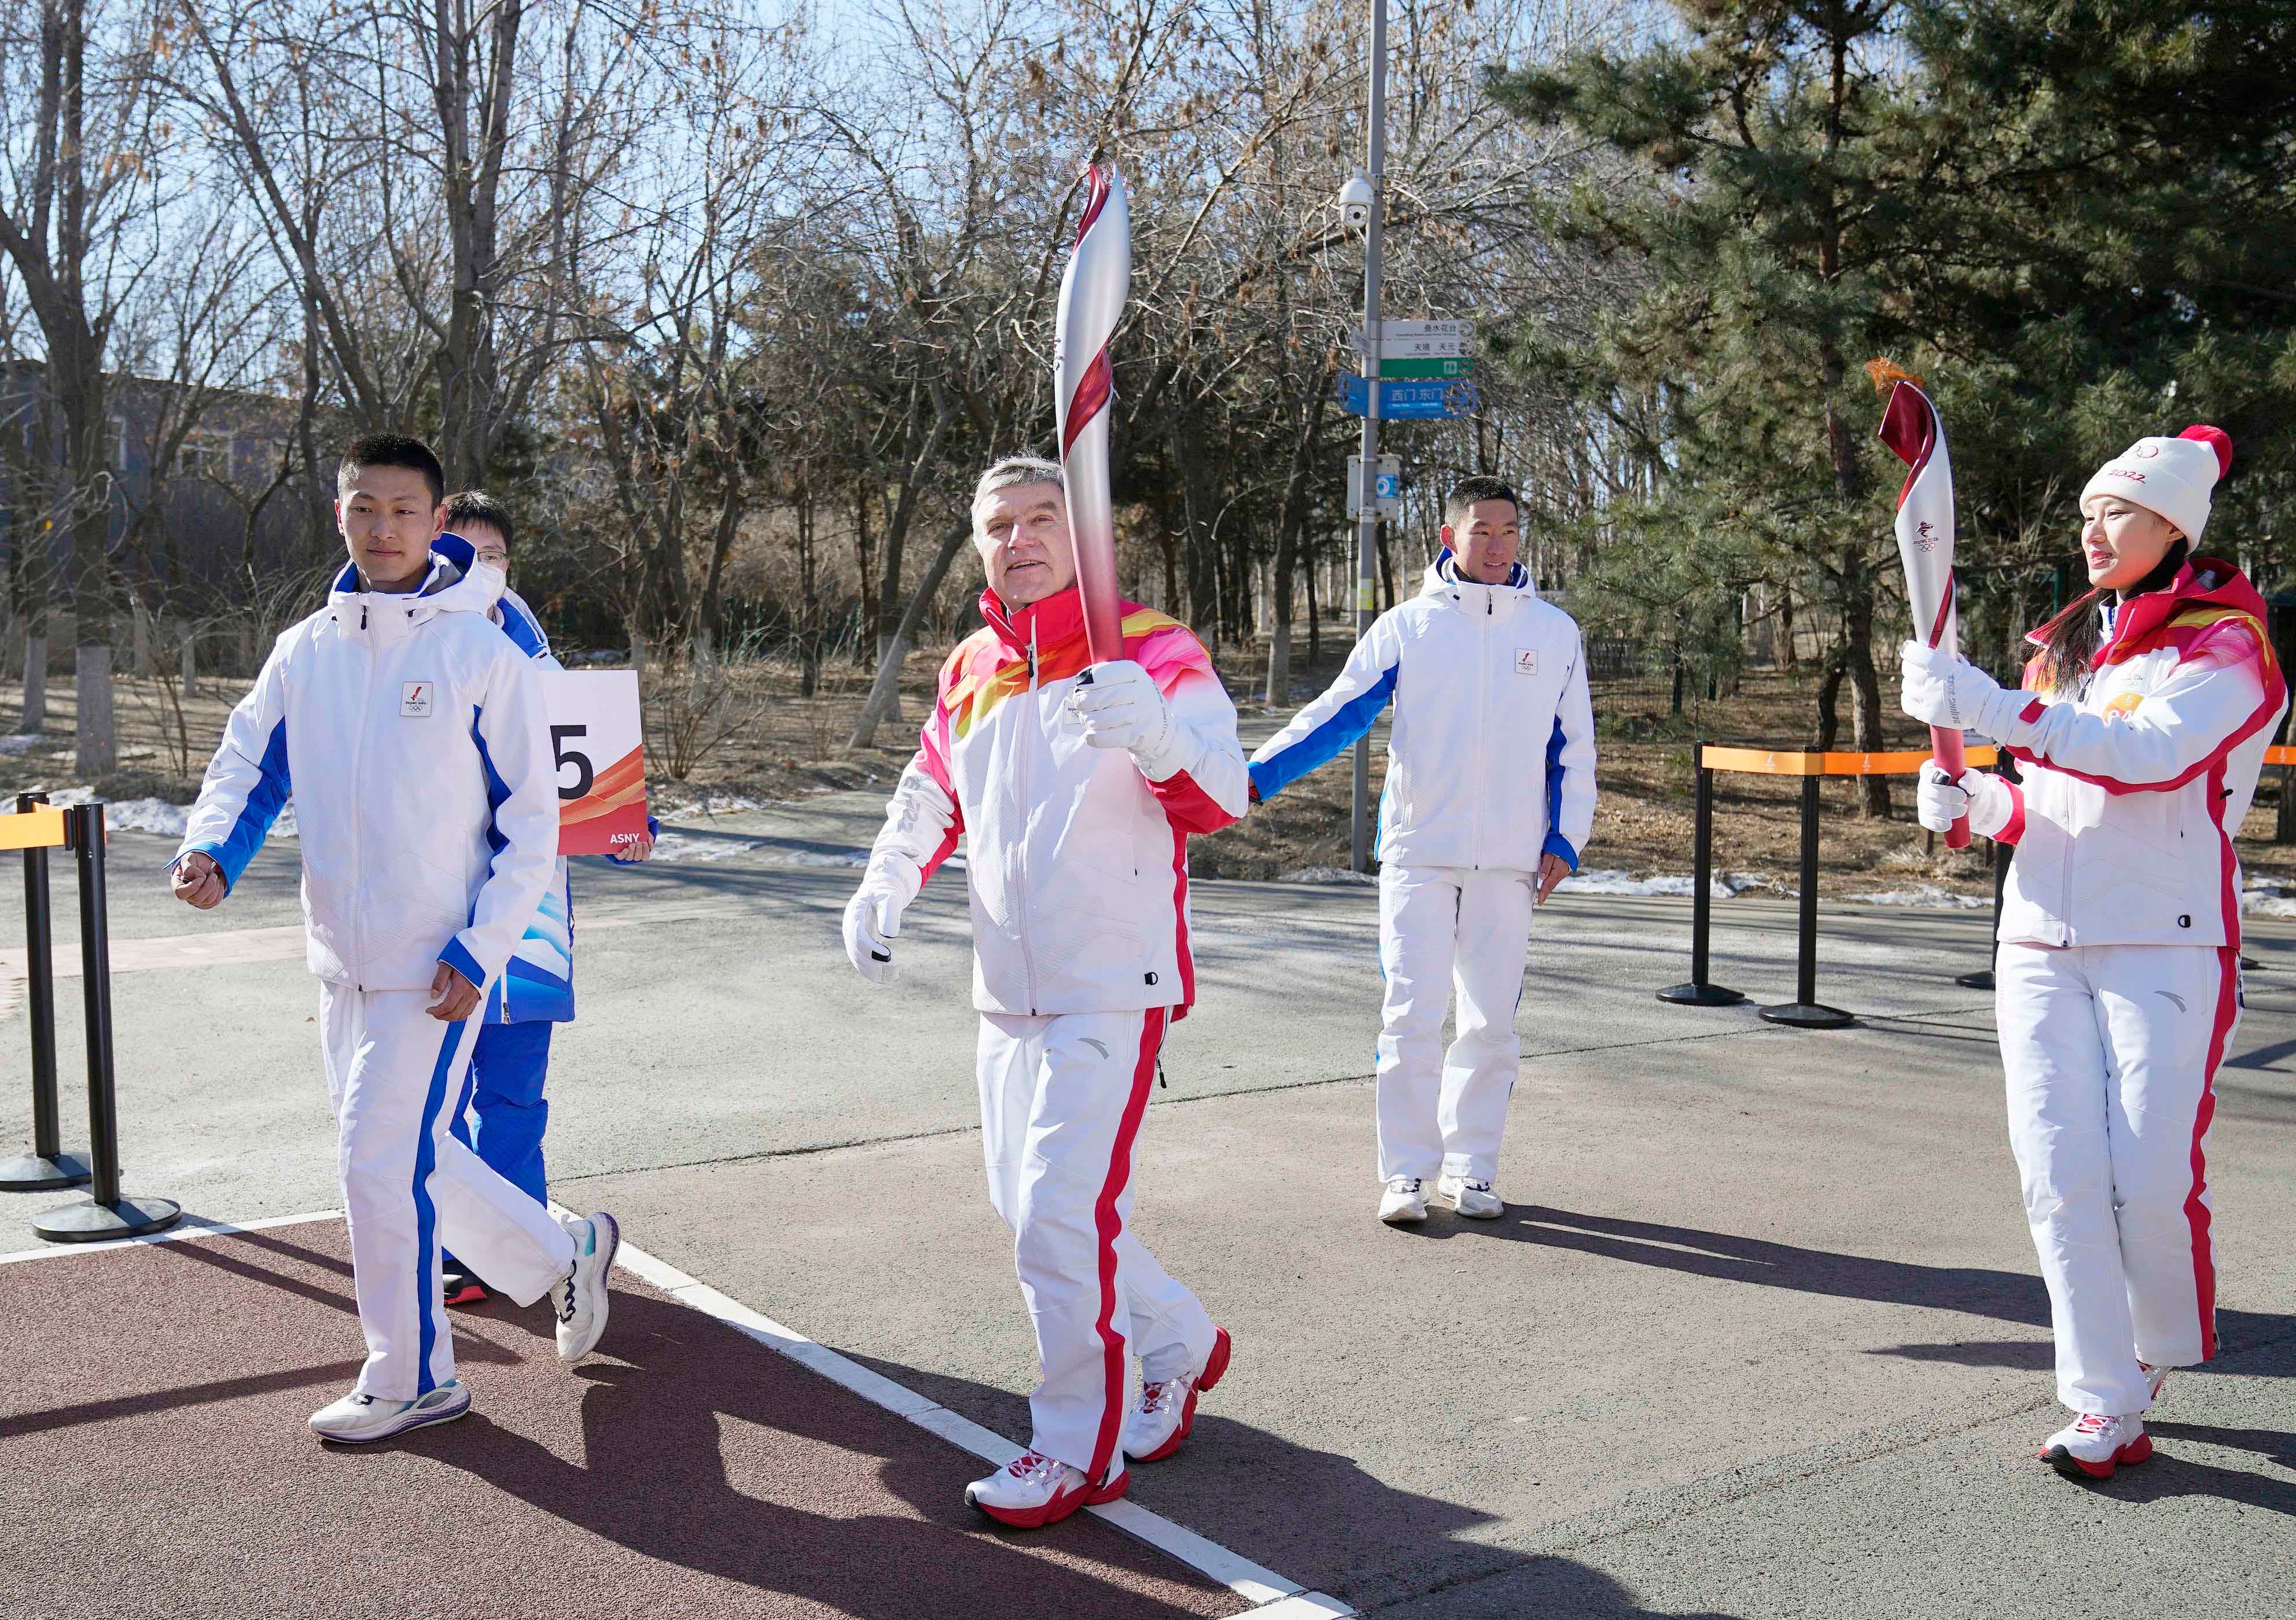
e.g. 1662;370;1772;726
1351;0;1386;877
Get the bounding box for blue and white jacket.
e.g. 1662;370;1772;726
1249;554;1597;873
175;537;558;999
487;583;576;1023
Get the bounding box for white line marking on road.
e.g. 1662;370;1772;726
0;1207;344;1265
601;1223;1347;1614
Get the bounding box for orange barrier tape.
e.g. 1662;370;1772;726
2269;746;2296;767
1700;745;2001;778
0;806;69;850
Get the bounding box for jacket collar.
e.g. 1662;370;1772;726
329;532;506;638
2026;554;2266;668
1423;550;1535;605
979;584;1086;656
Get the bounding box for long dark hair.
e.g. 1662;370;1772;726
2030;539;2191;696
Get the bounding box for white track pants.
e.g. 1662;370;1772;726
1995;942;2232;1415
1375;864;1535;1184
320;985;577;1401
977;1008;1217;1480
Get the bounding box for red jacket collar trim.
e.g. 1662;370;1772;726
979;584;1085;655
2023;555;2266;667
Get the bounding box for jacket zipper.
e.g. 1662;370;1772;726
1474;586;1493;867
1014;620;1042;1013
349;603;375;988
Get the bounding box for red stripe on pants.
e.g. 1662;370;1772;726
1087;1008;1164;1481
2190;946;2234;1361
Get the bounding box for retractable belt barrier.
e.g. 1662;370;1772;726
0;796;182;1240
1657;743;2000;1030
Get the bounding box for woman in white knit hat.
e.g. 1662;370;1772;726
1898;425;2286;1481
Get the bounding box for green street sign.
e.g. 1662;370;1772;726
1372;356;1476;380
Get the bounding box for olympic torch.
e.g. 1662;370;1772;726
1055;164;1131;666
1870;360;1970;849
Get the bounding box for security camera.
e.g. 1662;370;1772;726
1337;172;1374;231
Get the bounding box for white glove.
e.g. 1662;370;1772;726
1900;641;2023;737
1915;765;1973;833
842;888;904;985
1066;660;1176;760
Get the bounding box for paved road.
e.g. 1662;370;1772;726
4;794;2296;1615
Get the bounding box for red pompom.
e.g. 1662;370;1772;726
2179;424;2233;478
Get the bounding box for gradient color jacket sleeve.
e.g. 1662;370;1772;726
1246;614;1403;800
2000;629;2276;794
177;636;293;894
863;681;963;911
1544;631;1598;870
441;643;562;993
1132;629;1247;833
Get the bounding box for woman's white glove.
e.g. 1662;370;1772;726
1915;766;1973;833
1912;760;2014;838
1900;642;2024;737
842;888;904;985
1066;659;1177;762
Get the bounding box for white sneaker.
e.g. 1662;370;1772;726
1436;1173;1504;1219
1379;1176;1428;1224
2140;1361;2170;1405
1125;1327;1232;1463
963;1449;1127;1529
310;1379;470;1444
551;1210;620;1362
2040;1411;2152;1481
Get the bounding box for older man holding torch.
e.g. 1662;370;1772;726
841;456;1245;1527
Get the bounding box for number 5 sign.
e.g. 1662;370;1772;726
540;670;650;856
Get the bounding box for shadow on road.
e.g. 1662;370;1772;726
1411;1204;2296;1374
852;1348;1745;1620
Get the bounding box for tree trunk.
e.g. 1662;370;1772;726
20;634;47;735
848;520;969;751
74;641;113;780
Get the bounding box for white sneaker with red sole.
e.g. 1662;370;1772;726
2041;1412;2152;1481
1125;1327;1233;1463
963;1450;1128;1529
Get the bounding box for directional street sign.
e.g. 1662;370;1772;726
1354;319;1471;343
1353;321;1474;359
1375;356;1474;380
1337;373;1479;421
1347;454;1402;520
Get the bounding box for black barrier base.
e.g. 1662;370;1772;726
1758;1001;1855;1030
2241;956;2262;971
1953;970;1996;991
0;1149;92;1191
1657;982;1746;1007
34;1194;182;1243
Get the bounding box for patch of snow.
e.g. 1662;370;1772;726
1846;883;1989;910
0;734;43;754
755;849;869;868
97;798;192;839
1274;866;1379;886
658;794;764;822
1558;868;1784;900
648;833;760;863
2245;878;2296;918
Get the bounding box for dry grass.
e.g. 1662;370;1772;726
6;640;2291;897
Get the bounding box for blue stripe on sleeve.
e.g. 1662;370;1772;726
1542;713;1578;872
1249;663;1398;801
193;719;290;893
496;596;549;660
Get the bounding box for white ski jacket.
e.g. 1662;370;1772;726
858;585;1248;1016
1249;555;1598;872
1951;557;2287;949
176;541;560;997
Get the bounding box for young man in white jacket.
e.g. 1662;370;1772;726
170;436;620;1444
1250;477;1597;1224
841;458;1247;1530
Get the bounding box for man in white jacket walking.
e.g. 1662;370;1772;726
170;435;619;1444
842;457;1248;1530
1250;477;1597;1223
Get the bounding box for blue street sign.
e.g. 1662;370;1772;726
1337;373;1479;421
1374;472;1402;498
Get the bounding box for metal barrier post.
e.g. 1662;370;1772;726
1760;773;1853;1029
34;802;180;1241
1659;742;1745;1007
0;792;89;1191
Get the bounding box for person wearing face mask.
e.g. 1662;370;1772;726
841;456;1248;1529
428;491;655;1309
1247;476;1597;1227
1901;425;2286;1482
